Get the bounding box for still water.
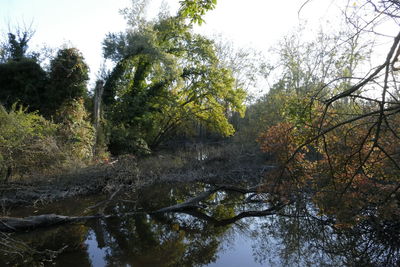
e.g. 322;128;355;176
1;182;399;266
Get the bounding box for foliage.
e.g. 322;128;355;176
244;19;374;141
46;48;90;116
55;98;95;165
256;0;400;230
119;0;150;29
178;0;217;24
102;15;245;153
235;26;369;144
0;99;95;180
0;105;62;180
258;102;400;228
214;39;267;97
0;58;48;112
0;42;6;63
0;34;90;118
7;32;31;60
1;28;36;62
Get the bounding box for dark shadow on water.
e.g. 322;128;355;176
1;182;400;266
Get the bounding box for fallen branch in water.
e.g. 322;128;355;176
0;214;103;232
215;184;260;194
0;231;69;264
183;201;290;226
85;186;123;214
151;184;262;214
0;183;276;232
151;189;217;213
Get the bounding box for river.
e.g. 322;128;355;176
1;181;399;266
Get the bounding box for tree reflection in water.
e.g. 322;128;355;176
252;200;400;266
1;182;399;266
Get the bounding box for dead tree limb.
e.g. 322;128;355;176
0;184;272;232
151;189;217;213
182;201;290;227
152;184;262;214
0;214;103;232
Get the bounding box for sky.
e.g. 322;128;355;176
0;0;130;82
0;1;338;80
0;0;396;90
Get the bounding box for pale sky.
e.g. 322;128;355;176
0;0;395;89
0;0;131;83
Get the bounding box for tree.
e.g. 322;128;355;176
233;24;371;146
0;59;48;112
178;0;217;24
212;37;269;100
102;14;245;153
0;29;48;113
1;27;36;61
257;0;400;229
7;32;31;61
45;47;90;116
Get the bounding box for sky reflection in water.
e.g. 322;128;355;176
2;181;399;266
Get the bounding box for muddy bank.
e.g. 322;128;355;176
0;144;272;209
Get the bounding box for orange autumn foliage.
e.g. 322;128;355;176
258;110;400;228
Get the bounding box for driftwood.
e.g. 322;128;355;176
152;189;216;213
0;214;103;232
0;183;286;233
183;202;290;226
152;184;260;214
85;186;123;213
150;184;289;226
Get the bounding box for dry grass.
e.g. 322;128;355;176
0;142;268;209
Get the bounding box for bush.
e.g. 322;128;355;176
0;100;96;181
0;105;63;180
55;98;95;166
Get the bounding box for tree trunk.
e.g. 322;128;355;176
93;80;104;156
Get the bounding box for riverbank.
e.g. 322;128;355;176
0;143;270;210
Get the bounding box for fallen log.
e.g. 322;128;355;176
0;183;272;233
215;184;260;194
151;184;262;214
183;201;290;226
0;214;102;232
152;189;217;214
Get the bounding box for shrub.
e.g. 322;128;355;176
55;98;95;166
0;105;62;180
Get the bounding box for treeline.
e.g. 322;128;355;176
0;9;376;182
0;33;89;117
179;0;400;248
0;30;95;181
0;12;247;181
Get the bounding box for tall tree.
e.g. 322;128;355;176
0;29;47;112
1;27;35;61
7;32;30;60
45;48;89;116
0;59;47;112
102;15;245;153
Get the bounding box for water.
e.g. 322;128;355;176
1;182;399;266
82;219;265;267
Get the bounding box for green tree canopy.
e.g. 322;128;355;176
1;29;35;62
45;47;90;116
0;58;48;112
0;29;48;113
102;15;245;153
178;0;217;24
7;32;30;60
